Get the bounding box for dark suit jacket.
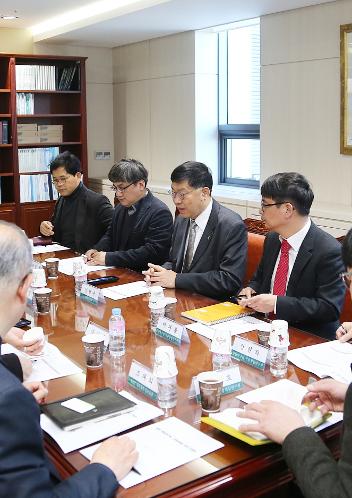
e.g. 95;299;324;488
166;199;247;300
52;184;114;253
249;222;345;339
0;337;23;381
94;191;173;272
0;361;118;498
282;382;352;498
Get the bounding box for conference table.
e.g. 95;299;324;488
31;250;341;498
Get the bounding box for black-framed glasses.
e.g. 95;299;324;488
52;175;71;185
260;201;289;209
168;188;197;201
111;181;139;194
341;271;352;288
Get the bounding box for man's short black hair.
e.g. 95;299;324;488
171;161;213;191
342;228;352;268
261;172;314;216
49;151;81;176
108;158;148;186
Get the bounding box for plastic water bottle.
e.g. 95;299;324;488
73;259;87;297
109;308;125;357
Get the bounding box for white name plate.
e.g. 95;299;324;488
155;316;190;346
80;283;105;304
231;336;269;370
128;359;158;401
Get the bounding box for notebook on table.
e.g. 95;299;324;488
181;302;254;325
41;387;136;431
201;405;331;446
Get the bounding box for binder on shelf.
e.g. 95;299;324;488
181;302;254;325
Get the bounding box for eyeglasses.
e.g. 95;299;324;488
52;175;71;185
111;181;139;194
260;201;290;209
168;188;196;201
341;271;352;288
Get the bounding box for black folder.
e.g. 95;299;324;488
41;387;136;431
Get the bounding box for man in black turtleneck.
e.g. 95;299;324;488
40;151;113;253
85;158;173;272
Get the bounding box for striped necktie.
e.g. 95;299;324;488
182;219;198;272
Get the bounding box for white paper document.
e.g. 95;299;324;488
32;243;69;255
233;379;343;439
186;316;271;341
237;379;308;408
1;342;82;382
58;257;113;276
81;416;224;488
288;340;352;383
103;280;150;301
41;391;163;454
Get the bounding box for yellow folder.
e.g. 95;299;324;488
181;301;253;325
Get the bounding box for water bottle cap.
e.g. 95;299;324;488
112;308;121;316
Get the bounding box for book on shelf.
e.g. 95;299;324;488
16;65;56;91
16;93;34;114
0;120;9;144
20;173;58;202
18;147;59;173
181;302;254;325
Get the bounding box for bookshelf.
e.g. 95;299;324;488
0;54;87;236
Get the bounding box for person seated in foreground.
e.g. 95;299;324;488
0;220;137;498
0;327;43;381
238;228;352;498
143;161;247;300
40;151;113;253
239;172;345;339
85;158;173;272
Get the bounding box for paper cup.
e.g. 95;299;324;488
269;320;290;347
197;371;223;413
32;267;46;288
45;257;59;279
34;288;52;314
153;345;178;378
23;326;44;343
82;334;105;369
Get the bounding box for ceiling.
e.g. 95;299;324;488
0;0;337;48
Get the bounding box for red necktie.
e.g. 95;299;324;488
273;239;291;296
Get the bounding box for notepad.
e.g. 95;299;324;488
41;387;136;431
181;302;254;325
202;405;330;446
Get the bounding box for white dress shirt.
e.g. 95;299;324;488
271;218;311;311
183;198;213;261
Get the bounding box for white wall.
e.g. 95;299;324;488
113;32;196;187
34;43;114;178
261;0;352;229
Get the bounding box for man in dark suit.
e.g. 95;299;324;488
40;151;113;253
143;161;247;300
0;220;137;498
85;159;173;272
238;229;352;498
239;172;345;339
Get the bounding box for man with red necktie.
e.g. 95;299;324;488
239;172;345;339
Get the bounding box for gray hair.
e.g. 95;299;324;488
0;221;32;290
108;158;148;186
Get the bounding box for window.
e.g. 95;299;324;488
218;19;260;188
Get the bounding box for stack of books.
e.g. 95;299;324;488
16;65;56;91
18;146;59;173
17;124;63;144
